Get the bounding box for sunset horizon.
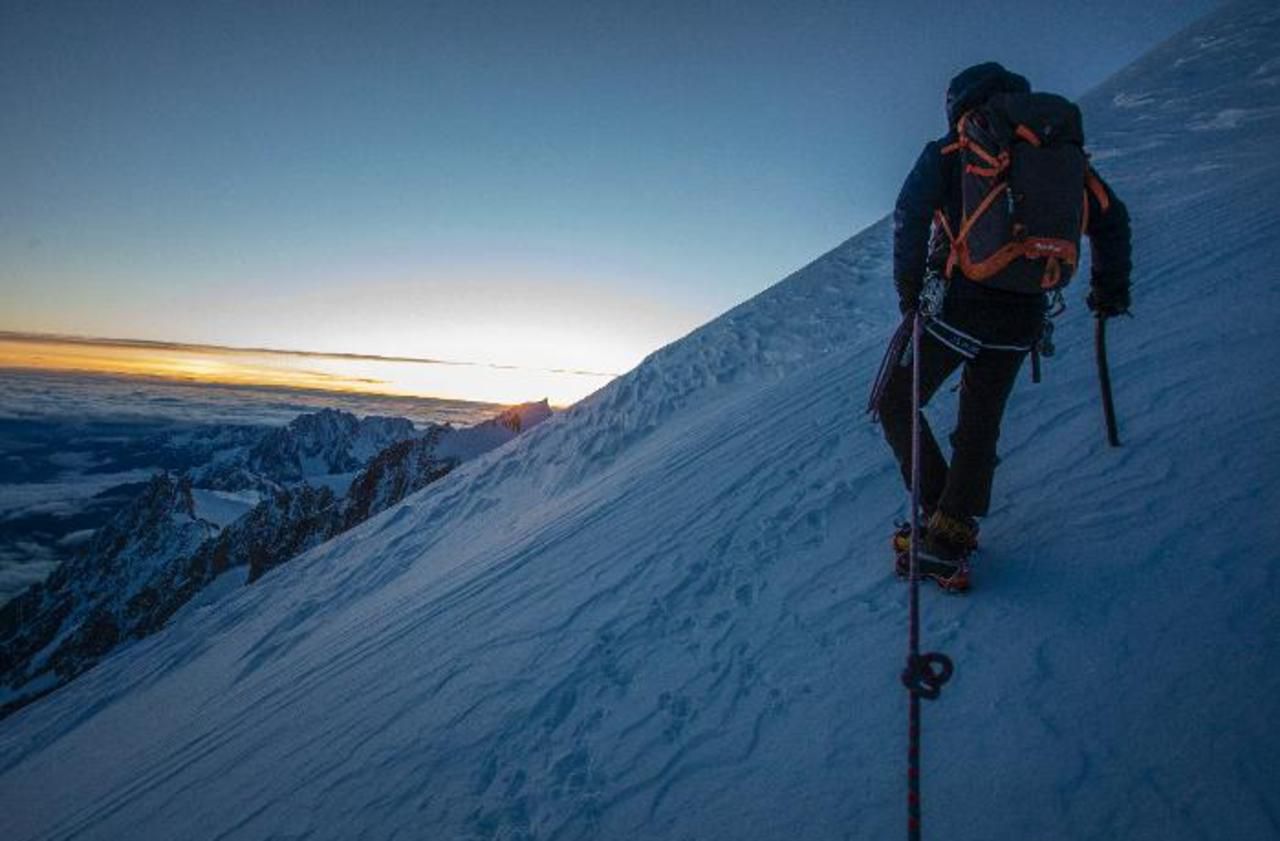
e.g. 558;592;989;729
0;329;619;407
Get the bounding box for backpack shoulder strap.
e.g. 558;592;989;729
1085;168;1111;212
940;109;979;156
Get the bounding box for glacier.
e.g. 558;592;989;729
2;1;1279;839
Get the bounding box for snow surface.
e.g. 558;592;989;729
304;471;359;498
2;2;1279;839
190;488;262;529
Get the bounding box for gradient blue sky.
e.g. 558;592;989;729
1;0;1216;381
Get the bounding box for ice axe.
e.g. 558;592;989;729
1094;314;1121;447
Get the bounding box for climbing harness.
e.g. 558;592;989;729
1030;289;1066;384
901;310;954;841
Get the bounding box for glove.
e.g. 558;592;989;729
1087;284;1131;318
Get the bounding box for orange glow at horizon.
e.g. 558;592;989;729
0;335;617;407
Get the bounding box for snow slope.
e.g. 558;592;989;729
3;2;1280;839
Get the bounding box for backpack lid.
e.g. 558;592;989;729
987;92;1085;146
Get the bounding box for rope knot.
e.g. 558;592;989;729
901;652;954;700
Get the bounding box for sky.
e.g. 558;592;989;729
0;0;1218;403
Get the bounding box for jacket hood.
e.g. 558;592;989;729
945;62;1031;125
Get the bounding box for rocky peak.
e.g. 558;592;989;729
435;400;553;461
52;473;203;588
246;409;417;484
340;428;457;529
0;471;216;714
496;399;553;433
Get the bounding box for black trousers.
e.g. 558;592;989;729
878;328;1026;519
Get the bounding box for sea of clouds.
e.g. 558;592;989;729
0;368;504;604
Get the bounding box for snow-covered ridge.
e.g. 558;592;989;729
0;402;550;720
1;2;1278;839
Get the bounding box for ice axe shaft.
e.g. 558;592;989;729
1094;316;1121;447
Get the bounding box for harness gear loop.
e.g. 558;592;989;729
1031;290;1065;385
1046;288;1067;318
919;271;947;319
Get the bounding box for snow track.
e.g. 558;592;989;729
2;2;1280;839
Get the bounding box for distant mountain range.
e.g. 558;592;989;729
190;408;417;492
0;401;551;718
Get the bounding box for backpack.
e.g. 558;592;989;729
937;92;1088;294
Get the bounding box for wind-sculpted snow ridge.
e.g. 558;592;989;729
471;216;894;498
2;2;1279;840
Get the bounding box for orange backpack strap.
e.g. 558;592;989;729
941;111;975;156
934;208;955;243
1014;124;1042;147
954;182;1008;248
933;209;960;278
1086;170;1111;212
965;142;1005;170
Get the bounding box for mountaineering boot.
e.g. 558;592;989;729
894;547;972;593
892;520;914;555
922;510;978;562
895;552;973;592
893;512;976;593
891;514;979;555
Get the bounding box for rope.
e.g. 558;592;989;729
866;312;914;421
901;310;954;841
